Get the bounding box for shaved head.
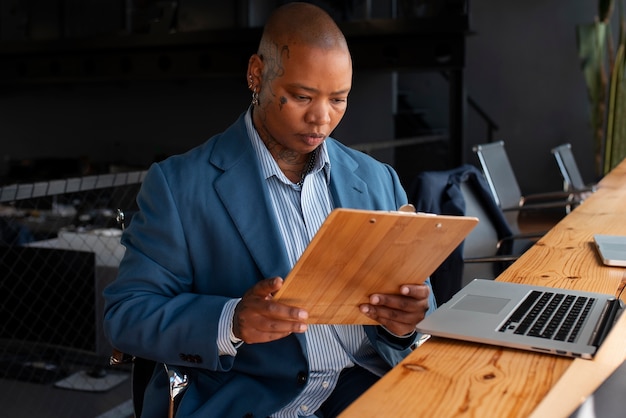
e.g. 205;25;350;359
258;2;350;60
251;2;352;103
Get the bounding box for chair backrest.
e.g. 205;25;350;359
550;143;587;192
458;173;519;285
472;141;523;211
460;180;500;259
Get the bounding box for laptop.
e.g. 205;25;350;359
593;234;626;267
416;279;624;359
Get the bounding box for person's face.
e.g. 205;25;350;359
251;43;352;156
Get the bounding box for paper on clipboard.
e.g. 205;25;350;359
272;208;478;324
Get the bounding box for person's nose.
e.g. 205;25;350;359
305;100;332;126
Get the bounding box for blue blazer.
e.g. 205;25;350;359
103;113;436;417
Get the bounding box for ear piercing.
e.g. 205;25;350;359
248;74;259;106
251;88;259;106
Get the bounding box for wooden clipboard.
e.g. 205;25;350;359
273;208;478;324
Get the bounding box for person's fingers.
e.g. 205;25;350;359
368;284;429;312
234;304;308;343
252;276;284;298
358;284;430;335
233;277;309;343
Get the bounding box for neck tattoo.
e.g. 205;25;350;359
297;149;317;187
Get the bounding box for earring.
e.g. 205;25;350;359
248;74;259;106
251;88;259;106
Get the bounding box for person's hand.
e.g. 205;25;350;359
359;284;430;336
233;277;309;344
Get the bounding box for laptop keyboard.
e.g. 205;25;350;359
499;290;595;342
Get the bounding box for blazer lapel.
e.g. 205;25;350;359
211;116;292;280
326;141;371;209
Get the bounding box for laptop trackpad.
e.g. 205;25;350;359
452;294;511;314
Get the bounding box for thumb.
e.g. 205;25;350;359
254;276;284;297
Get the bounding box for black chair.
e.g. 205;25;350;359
109;350;154;417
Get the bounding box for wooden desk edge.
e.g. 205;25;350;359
529;309;626;418
530;162;626;417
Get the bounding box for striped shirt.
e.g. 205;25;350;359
217;109;381;417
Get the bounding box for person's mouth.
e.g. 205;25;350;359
300;133;326;146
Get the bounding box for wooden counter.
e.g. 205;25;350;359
340;159;626;418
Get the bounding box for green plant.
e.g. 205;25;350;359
577;0;626;176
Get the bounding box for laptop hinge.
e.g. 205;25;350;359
589;298;622;347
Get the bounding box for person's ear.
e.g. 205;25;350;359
246;54;264;90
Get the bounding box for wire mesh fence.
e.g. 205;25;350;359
0;171;145;417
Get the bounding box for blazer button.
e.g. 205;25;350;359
296;372;307;385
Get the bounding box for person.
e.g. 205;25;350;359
103;2;437;417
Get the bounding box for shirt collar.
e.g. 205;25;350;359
244;108;331;184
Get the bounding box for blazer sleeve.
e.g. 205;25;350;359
103;164;237;372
